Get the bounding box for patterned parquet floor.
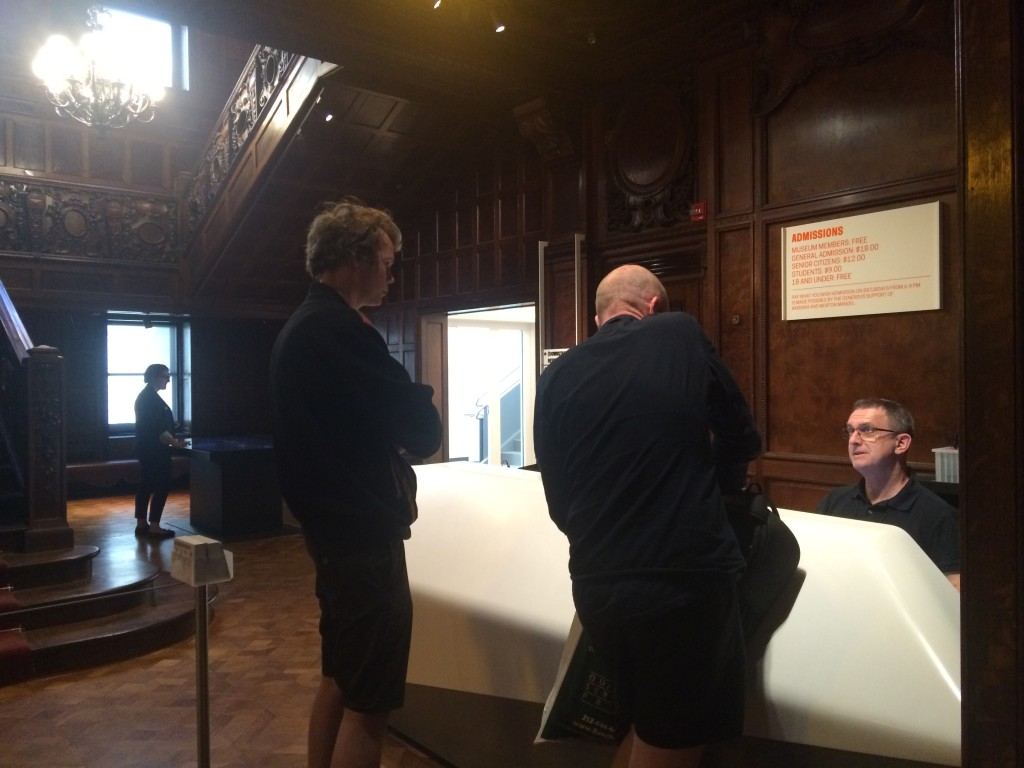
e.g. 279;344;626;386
0;492;448;768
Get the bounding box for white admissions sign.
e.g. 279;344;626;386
781;202;941;320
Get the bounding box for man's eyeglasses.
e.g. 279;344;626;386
842;424;898;441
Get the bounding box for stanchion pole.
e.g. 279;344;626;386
195;583;211;768
170;535;231;768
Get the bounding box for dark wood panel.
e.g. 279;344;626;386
764;480;838;513
18;308;109;463
715;57;754;217
457;249;477;295
0;266;32;291
419;254;437;300
400;260;418;302
131;141;166;188
499;189;518;239
89;136;126;183
548;249;584;349
718;226;754;402
548;162;583;237
12;121;44;171
960;0;1023;759
499;240;525;291
438;208;455;251
759;452;860;511
763;194;960;462
662;275;702;318
50;126;83;176
524;187;544;232
478;196;495;243
189;317;281;437
766;48;955;204
402;307;417;346
457;201;474;248
478;247;497;292
437;253;456;297
419;313;447;463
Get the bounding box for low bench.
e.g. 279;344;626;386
66;457;190;498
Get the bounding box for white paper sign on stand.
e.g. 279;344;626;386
171;535;234;587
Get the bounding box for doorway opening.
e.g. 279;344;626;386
446;305;536;467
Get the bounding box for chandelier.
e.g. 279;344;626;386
31;5;164;128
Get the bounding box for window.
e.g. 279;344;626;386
106;315;191;433
104;6;189;91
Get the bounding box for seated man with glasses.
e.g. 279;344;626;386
816;397;960;591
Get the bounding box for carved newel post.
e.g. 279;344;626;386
24;345;72;551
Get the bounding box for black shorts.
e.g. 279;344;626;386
573;569;745;749
310;538;413;713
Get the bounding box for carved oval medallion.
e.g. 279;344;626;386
62;208;89;238
609;86;689;197
136;221;167;245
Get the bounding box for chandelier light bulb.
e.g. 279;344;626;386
32;5;162;128
32;35;80;90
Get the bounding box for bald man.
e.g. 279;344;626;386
534;265;762;768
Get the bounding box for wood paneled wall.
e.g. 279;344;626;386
365;5;961;516
753;33;958;510
4;0;963;510
527;7;958;513
369;129;548;379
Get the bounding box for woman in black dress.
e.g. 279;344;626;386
134;363;186;537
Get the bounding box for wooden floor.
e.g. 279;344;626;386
0;492;449;768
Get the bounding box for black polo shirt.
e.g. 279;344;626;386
816;477;960;574
534;312;762;580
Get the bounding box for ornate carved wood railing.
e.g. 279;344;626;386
179;45;330;299
181;46;299;245
0;278;71;552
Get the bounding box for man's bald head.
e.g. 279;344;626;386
595;265;669;326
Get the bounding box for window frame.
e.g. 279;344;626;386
105;313;191;437
103;5;189;92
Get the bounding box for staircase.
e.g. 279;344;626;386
0;275;211;686
0;546;208;686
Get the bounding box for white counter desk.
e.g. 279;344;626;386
392;462;960;768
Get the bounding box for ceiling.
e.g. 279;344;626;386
104;0;748;310
119;0;723;108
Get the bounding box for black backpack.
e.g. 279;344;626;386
722;484;802;638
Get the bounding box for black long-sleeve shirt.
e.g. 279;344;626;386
534;312;762;580
270;282;442;551
134;385;175;464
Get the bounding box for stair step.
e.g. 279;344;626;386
3;545;99;588
23;574;215;679
9;557;161;630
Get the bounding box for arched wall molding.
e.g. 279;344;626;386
753;0;954;115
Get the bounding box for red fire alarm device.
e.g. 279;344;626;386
689;201;707;222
